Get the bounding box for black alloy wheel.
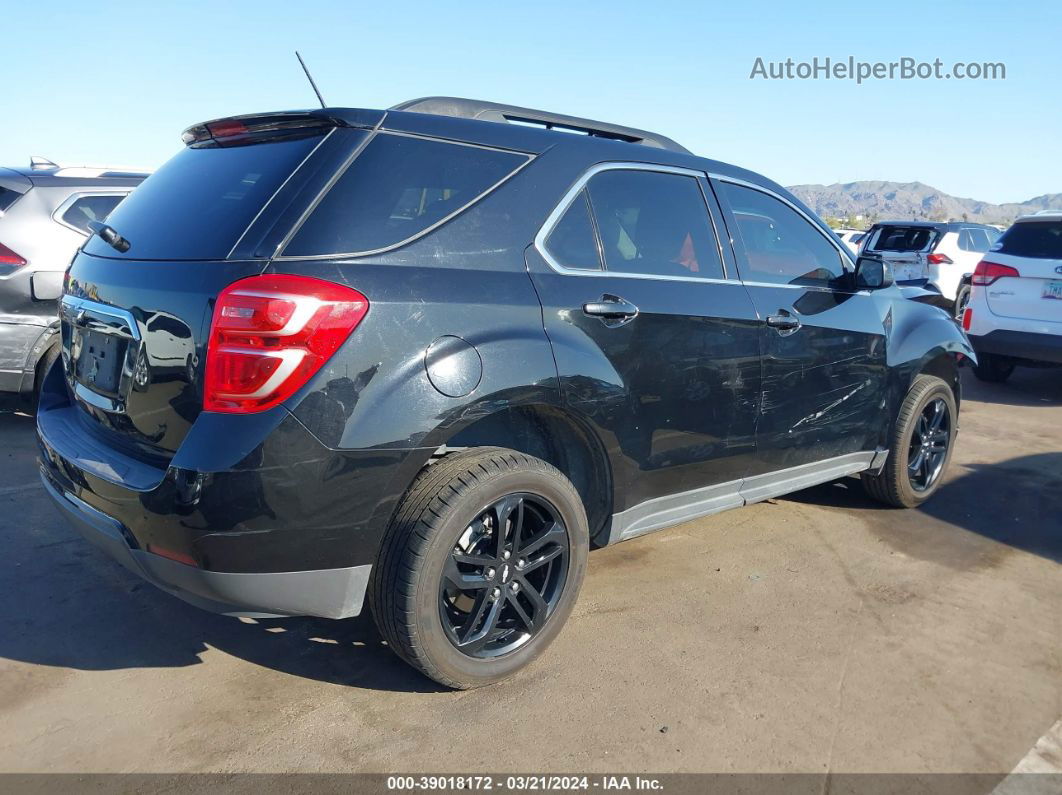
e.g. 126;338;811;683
440;493;569;658
907;397;950;492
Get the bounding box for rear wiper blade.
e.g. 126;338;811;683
87;221;131;253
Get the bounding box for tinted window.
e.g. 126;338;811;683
545;190;601;270
0;186;24;213
84;135;322;260
995;221;1062;259
285;134;528;256
721;182;844;286
968;228;992;252
60;194;124;234
867;225;938;253
957;229;973;251
586;170;723;280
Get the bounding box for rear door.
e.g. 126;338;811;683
984;219;1062;325
712;178;889;479
528;164;762;530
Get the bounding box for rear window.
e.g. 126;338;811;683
283;134;529;257
83;135;322;260
0;185;24;213
994;221;1062;259
868;225;938;253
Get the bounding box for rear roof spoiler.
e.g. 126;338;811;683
181;109;385;146
391;96;691;154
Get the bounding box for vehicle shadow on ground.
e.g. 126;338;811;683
784;452;1062;565
961;366;1062;407
0;408;445;692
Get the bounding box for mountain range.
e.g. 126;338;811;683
786;180;1062;225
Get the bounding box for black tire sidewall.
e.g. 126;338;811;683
410;466;588;687
892;379;957;506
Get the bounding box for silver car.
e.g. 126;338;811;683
0;158;147;402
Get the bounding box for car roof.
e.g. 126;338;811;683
210;102;800;206
4;161;150;189
1014;211;1062;223
870;220;997;231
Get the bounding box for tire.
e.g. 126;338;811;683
370;447;589;689
861;375;957;508
953;283;971;321
972;353;1014;383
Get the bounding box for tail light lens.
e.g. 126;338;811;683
927;253;953;265
204;274;368;413
971;259;1020;286
0;242;26;276
962;307;972;331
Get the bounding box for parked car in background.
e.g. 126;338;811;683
860;220;1000;317
0;159;147;403
834;227;866;254
38;98;972;688
963;211;1062;382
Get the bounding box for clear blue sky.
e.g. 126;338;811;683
6;0;1059;204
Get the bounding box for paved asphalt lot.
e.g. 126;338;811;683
0;368;1059;775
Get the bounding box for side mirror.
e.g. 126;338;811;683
853;255;894;290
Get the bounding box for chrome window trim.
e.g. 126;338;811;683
534;161;733;283
709;173;857;271
274;130;535;261
226;127;337;259
51;190;132;237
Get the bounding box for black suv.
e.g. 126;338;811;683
37;98;973;688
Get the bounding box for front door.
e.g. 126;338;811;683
528;164;762;540
712;179;890;483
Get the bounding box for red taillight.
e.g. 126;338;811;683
927;253;953;265
971;259;1020;286
204;274;368;413
962;307;972;331
0;242;26;268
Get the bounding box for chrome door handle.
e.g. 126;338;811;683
582;295;639;319
765;311;801;332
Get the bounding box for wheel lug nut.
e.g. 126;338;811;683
502;550;511;560
486;568;495;579
517;558;525;569
510;581;520;593
492;587;501;599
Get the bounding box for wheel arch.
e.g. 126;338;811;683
436;403;614;543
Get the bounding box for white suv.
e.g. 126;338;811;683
860;221;1000;316
962;212;1062;382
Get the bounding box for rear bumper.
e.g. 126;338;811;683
40;468;372;618
34;356;425;620
970;329;1062;365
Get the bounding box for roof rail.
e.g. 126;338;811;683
390;97;691;154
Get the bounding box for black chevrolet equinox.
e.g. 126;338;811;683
37;97;974;687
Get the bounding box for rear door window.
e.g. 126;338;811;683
994;221;1062;259
283;134;529;257
584;169;724;280
544;190;602;270
59;194;126;234
83;134;324;260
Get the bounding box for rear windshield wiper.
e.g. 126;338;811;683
87;221;131;253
